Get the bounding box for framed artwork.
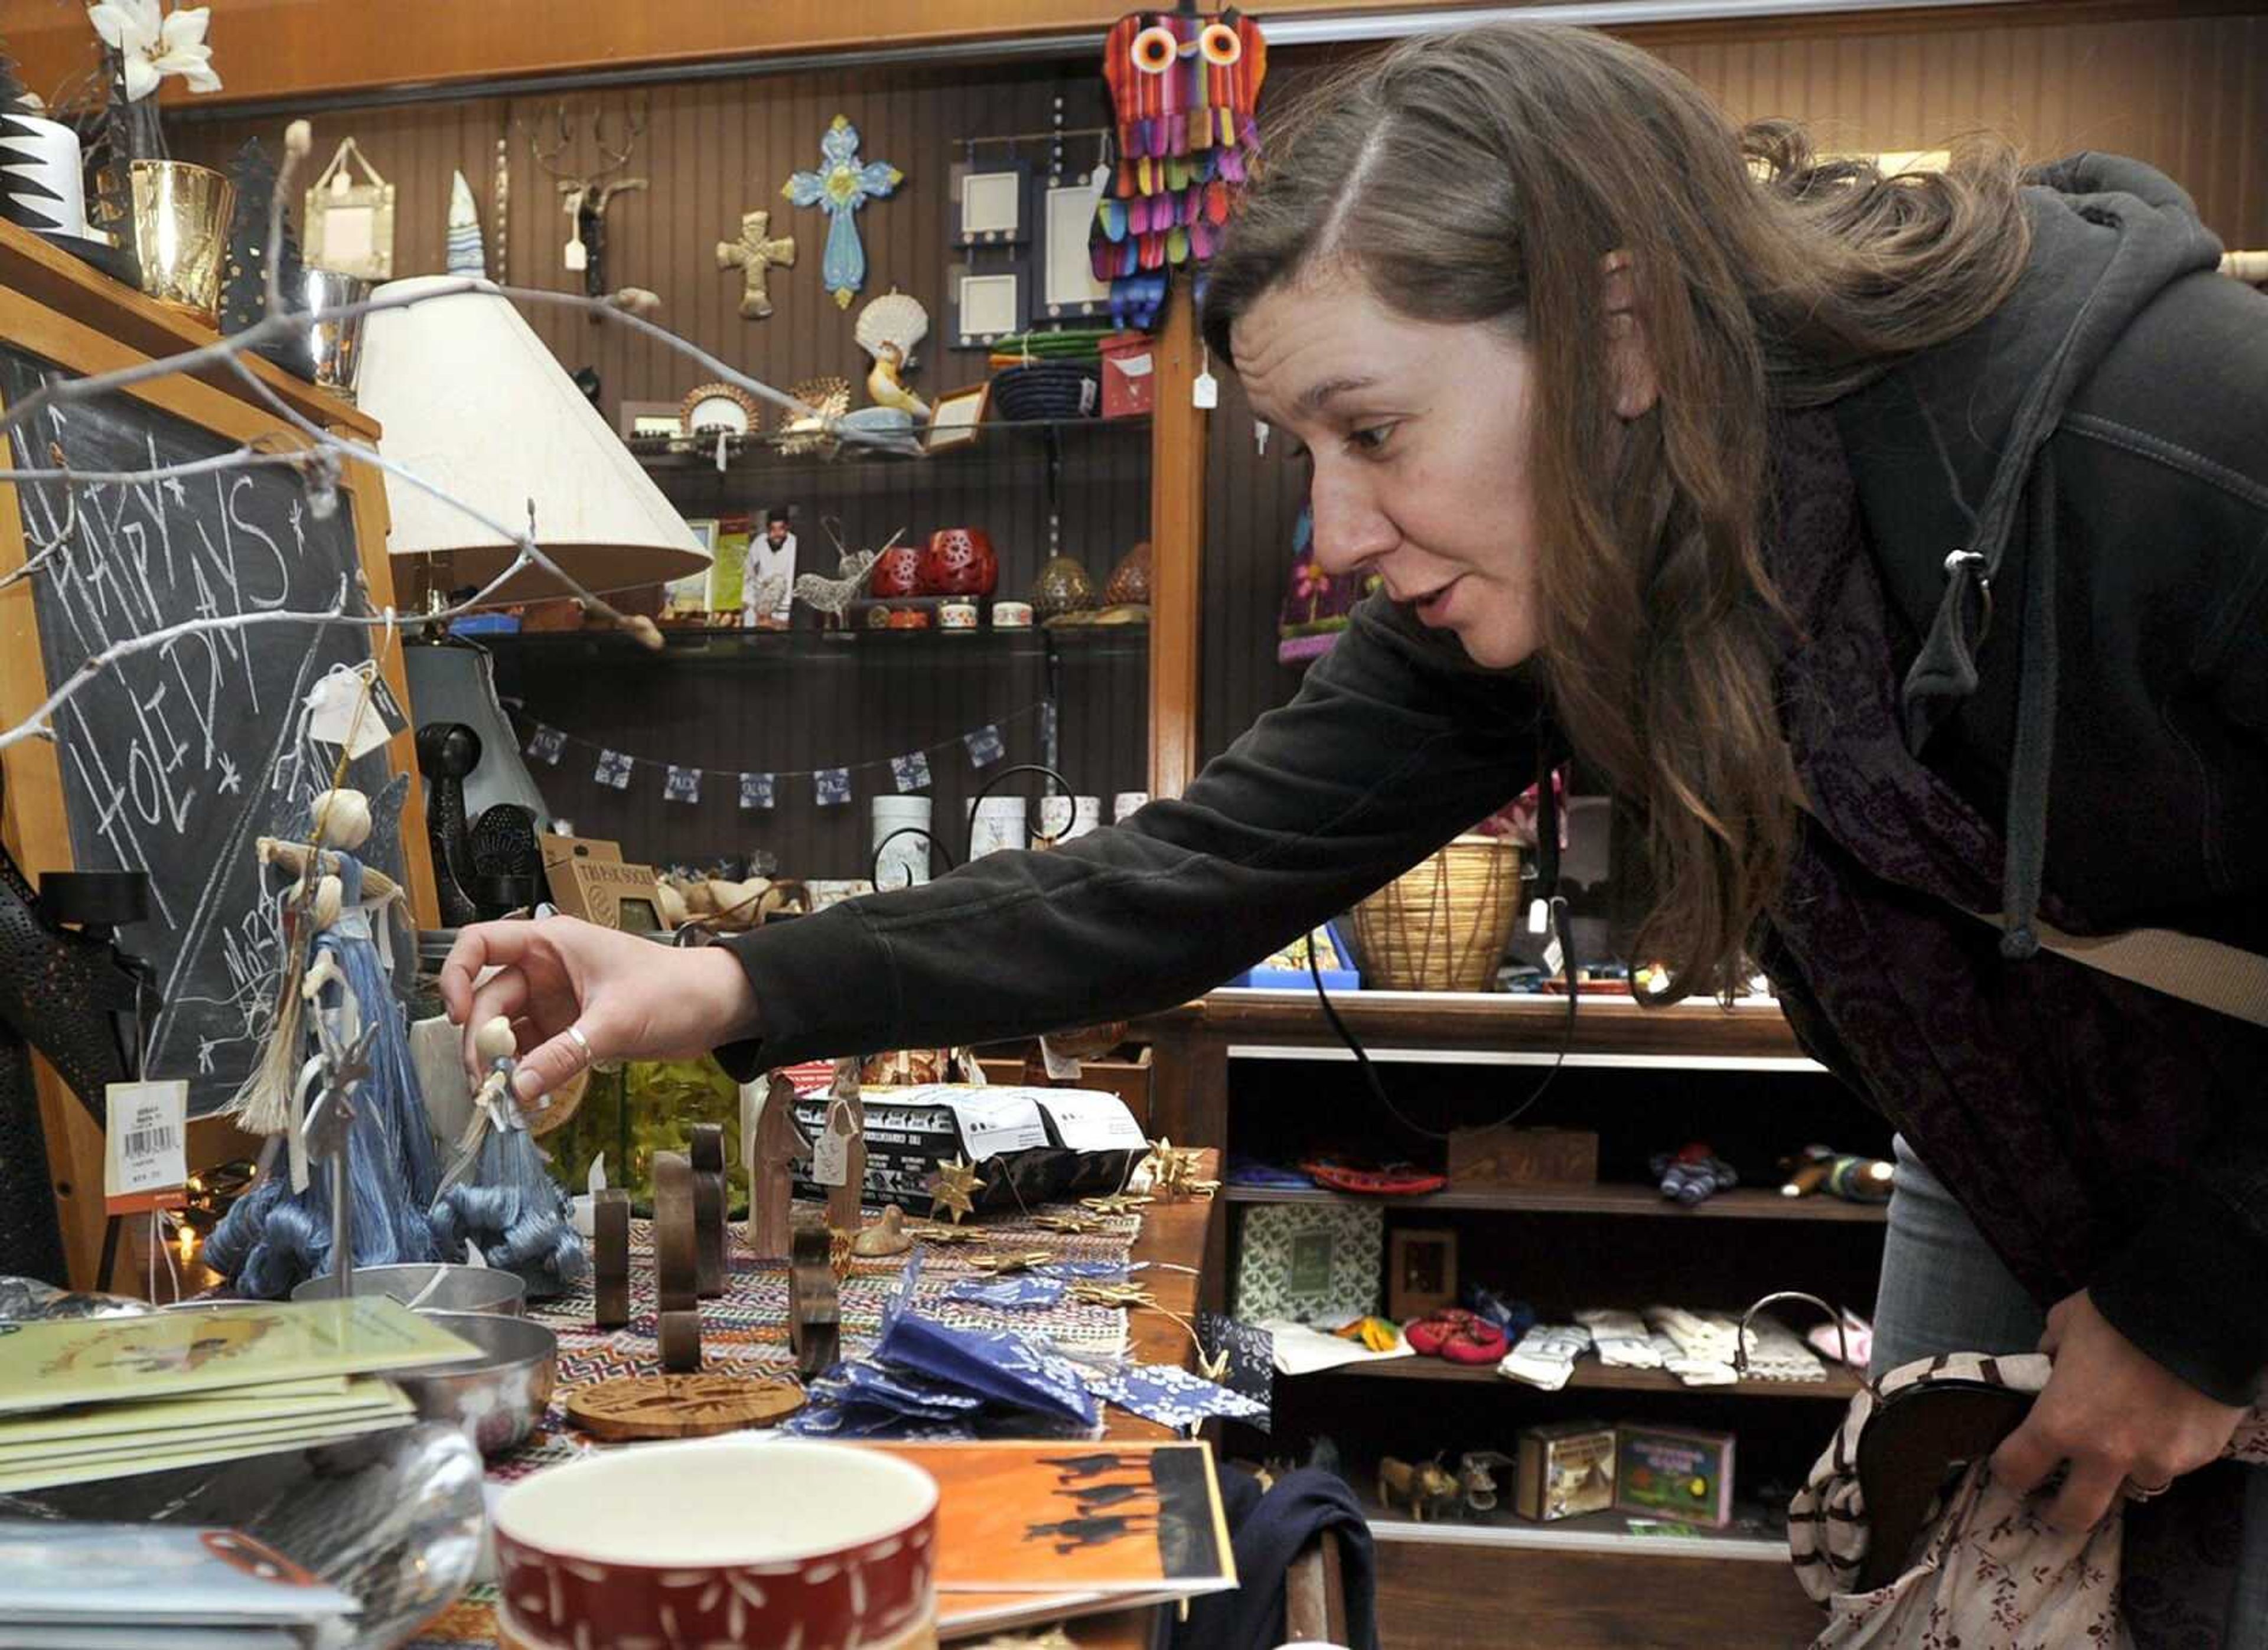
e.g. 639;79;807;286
618;399;685;442
302;136;396;281
926;383;989;452
949;265;1028;350
1387;1228;1458;1320
662;517;721;618
1041;172;1112;321
954;161;1031;247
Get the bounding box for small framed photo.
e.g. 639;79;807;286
1041;171;1113;321
954;161;1030;247
950;265;1028;350
926;383;990;452
1387;1227;1458;1320
618;399;685;442
661;517;721;619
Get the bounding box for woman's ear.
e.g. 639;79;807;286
1601;250;1659;420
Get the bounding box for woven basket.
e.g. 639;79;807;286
1351;834;1523;992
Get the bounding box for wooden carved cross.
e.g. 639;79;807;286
718;210;797;319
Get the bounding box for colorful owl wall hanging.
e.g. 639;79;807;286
1090;9;1268;332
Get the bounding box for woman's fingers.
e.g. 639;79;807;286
439;921;549;1022
459;970;534;1077
513;1018;597;1103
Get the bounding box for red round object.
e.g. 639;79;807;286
917;527;998;597
869;543;923;599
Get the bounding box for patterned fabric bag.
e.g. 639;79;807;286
1788;1352;2268;1648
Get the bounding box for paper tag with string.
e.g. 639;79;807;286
104;1080;188;1217
812;1101;855;1186
304;665;392;759
1192;345;1218;410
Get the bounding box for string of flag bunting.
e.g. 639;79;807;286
512;699;1056;811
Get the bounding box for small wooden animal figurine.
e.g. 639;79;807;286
788;1224;840;1377
1377;1455;1459;1521
822;1058;868;1237
653;1150;702;1372
1459;1451;1510;1517
748;1072;807;1261
850;1204;913;1257
689;1123;728;1299
592;1188;631;1329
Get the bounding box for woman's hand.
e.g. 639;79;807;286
1989;1290;2248;1530
439;917;760;1101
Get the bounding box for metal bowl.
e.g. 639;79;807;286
291;1262;527;1317
0;1422;484;1649
391;1309;556;1458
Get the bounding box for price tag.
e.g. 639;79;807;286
304;668;392;759
104;1081;188;1216
812;1112;852;1187
1254;420;1270;456
1038;1037;1083;1082
1191;369;1218;409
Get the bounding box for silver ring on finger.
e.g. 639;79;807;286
563;1023;593;1064
2121;1476;2172;1502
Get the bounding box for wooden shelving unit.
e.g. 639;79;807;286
1298;1358;1864;1401
1222;1182;1886;1224
1132;987;1886;1649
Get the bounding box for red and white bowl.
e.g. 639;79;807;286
494;1437;939;1650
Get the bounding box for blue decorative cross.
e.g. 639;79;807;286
783;115;902;310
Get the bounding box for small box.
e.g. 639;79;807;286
540;835;664;932
1386;1228;1457;1320
1514;1420;1616;1521
1614;1423;1736;1528
1100;333;1155;419
1446;1125;1598;1188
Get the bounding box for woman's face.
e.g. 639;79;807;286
1232;268;1546;669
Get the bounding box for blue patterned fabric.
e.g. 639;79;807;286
1086;1361;1268;1429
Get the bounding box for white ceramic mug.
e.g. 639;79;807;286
1039;795;1102;842
1113;791;1150;823
872;796;933;889
939;601;978;631
992;601;1034;628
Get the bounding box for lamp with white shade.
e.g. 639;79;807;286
356;275;711;839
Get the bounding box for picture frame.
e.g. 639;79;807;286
1041;172;1113;321
954;161;1031;247
618;399;686;442
1387;1228;1458;1320
662;517;721;619
926;383;990;452
949;263;1029;350
302;137;396;282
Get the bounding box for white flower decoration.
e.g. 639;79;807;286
87;2;221;102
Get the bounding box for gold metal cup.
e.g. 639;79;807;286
128;159;237;326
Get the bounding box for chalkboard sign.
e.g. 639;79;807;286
0;343;412;1119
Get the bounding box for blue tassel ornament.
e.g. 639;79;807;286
429;1016;588;1299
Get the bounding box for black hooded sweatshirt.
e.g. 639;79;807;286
721;154;2268;1406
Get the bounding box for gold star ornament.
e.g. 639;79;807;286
926;1155;985;1225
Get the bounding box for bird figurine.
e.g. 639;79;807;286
791;545;885;631
854;290;931;422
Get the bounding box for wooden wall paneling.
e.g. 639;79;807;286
1145;287;1205;800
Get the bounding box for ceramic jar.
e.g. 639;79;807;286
918;527;998;596
1029;555;1097;621
869;542;923;599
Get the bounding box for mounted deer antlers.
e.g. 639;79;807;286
526;100;649;305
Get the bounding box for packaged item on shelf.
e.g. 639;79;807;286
1444;1124;1598;1188
784;1083;1139;1212
1233;1202;1384;1324
1498;1323;1591;1390
1614;1423;1736;1528
1514;1420;1617;1521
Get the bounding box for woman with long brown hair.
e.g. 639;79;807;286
445;21;2268;1637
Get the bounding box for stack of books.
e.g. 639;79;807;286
0;1297;478;1493
0;1522;362;1646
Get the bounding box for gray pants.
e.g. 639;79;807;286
1873;1135;2268;1646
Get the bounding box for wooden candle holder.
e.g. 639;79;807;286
654;1150;702;1372
593;1188;631;1329
689;1122;728;1299
788;1224;840;1378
